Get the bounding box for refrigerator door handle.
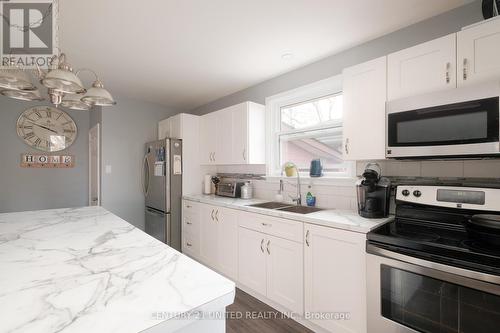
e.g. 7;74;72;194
146;208;163;216
141;155;150;196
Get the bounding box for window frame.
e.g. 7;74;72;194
265;74;355;179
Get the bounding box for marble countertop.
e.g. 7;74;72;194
183;195;393;234
0;206;235;333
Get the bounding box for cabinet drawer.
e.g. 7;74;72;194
239;211;303;243
183;200;199;211
182;232;199;258
183;213;199;233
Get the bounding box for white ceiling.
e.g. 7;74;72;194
59;0;470;110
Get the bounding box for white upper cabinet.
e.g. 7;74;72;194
200;112;218;165
458;18;500;86
388;33;456;100
199;102;265;165
342;56;387;161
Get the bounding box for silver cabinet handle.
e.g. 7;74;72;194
242;148;246;161
266;240;271;255
260;239;265;253
344;138;349;155
211;209;214;221
186;242;192;247
186;221;192;225
186;204;192;209
213;152;216;162
463;58;468;81
445;62;451;84
261;222;272;227
306;230;310;247
215;209;219;222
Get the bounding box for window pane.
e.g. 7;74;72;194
279;127;349;173
281;94;343;131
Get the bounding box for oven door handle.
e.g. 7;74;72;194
367;244;500;291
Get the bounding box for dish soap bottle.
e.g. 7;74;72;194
306;191;316;207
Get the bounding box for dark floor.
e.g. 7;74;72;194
226;288;314;333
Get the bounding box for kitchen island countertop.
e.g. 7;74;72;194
0;206;234;333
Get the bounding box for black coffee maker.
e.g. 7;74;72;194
356;163;391;218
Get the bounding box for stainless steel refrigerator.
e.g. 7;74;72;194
142;139;182;251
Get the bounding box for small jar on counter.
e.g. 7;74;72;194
240;181;253;199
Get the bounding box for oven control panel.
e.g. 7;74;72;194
396;185;500;212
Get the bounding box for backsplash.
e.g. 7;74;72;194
209;159;500;212
357;159;500;178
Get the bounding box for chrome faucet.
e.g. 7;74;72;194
284;162;301;206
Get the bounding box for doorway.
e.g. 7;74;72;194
89;123;101;206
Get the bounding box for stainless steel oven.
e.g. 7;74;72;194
367;245;500;333
386;81;500;159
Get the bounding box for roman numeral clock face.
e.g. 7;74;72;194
16;106;77;152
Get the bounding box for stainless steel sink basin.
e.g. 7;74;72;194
248;202;293;209
247;202;324;214
276;206;323;214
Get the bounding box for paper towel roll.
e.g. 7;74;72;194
204;174;212;194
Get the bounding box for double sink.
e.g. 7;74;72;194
248;202;323;214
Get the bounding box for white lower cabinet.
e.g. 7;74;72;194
183;200;368;333
199;204;218;267
238;227;267;296
304;224;367;333
238;212;304;315
188;201;238;280
265;234;303;314
217;207;238;280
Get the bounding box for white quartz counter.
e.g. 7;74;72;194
183;194;393;233
0;206;235;333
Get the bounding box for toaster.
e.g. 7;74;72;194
216;181;245;198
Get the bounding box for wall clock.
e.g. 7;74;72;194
16;106;78;152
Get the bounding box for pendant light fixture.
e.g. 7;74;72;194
0;53;115;109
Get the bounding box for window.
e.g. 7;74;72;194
266;75;354;178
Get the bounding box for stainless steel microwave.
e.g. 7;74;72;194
386;81;500;159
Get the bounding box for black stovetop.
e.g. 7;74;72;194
368;217;500;276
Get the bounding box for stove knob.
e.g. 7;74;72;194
413;190;422;198
402;189;410;197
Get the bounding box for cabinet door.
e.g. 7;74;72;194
388;33;456;100
238;227;267;296
342;56;387;161
231;104;248;164
158;118;171;140
216;207;238;280
169;115;181;139
199;204;218;267
266;235;303;314
458;18;500;86
199;113;217;164
304;224;367;333
215;108;233;165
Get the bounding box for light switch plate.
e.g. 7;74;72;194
105;165;112;174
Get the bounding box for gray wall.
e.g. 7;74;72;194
100;96;179;229
191;1;483;115
0;98;90;212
